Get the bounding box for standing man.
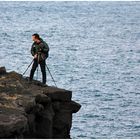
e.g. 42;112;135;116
29;33;49;84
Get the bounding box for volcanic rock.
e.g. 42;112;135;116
0;67;81;138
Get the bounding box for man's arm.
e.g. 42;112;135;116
31;43;35;56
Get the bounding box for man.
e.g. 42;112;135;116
29;33;49;84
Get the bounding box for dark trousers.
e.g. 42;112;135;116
29;59;46;84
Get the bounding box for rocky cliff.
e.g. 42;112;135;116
0;67;81;138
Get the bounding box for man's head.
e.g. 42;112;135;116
32;33;40;42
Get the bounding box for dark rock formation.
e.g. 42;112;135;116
0;67;81;138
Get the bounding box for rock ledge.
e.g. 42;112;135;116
0;67;81;138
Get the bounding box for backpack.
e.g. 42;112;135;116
42;41;49;59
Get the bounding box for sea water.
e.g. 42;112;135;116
0;1;140;138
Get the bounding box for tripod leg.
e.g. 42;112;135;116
46;64;57;87
22;60;34;76
36;65;39;80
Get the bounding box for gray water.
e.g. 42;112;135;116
0;1;140;139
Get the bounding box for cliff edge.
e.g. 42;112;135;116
0;67;81;138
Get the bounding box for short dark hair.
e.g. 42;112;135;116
32;33;40;39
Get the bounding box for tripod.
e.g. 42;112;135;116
22;59;57;87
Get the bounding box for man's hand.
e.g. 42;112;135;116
34;54;38;59
38;48;42;52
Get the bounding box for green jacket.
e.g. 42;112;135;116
31;38;49;61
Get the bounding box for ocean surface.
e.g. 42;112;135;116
0;1;140;139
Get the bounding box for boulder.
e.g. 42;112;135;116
0;67;6;75
43;87;72;101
